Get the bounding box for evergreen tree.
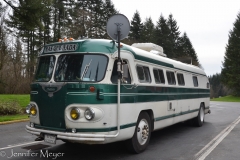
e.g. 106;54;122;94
52;0;65;41
140;17;155;43
177;32;199;66
91;0;105;38
70;0;89;38
154;14;173;57
103;0;118;39
7;0;51;78
129;10;143;43
221;12;240;96
167;14;181;57
209;73;231;98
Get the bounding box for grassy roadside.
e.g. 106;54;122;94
0;94;30;123
0;114;29;123
0;94;30;108
211;95;240;102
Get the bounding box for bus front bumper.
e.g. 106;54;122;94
26;125;106;142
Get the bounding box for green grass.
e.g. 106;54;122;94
0;94;30;108
0;114;29;122
211;95;240;102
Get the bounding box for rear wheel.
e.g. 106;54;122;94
126;112;151;153
193;104;205;127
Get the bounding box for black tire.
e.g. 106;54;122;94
193;104;205;127
125;112;151;153
62;139;73;144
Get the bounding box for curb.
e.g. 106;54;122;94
0;119;29;125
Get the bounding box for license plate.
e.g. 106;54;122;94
44;134;56;144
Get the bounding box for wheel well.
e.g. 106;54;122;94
201;102;205;109
140;110;154;131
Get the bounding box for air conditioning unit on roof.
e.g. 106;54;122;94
132;43;167;57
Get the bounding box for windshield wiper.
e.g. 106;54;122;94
80;59;92;80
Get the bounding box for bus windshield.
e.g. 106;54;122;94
54;54;108;82
35;55;56;82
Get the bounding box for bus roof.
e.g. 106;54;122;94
42;39;206;76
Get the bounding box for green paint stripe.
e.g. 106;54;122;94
154;109;199;121
104;92;209;95
120;122;136;129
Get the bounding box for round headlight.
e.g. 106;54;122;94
30;105;37;116
26;104;31;114
84;108;95;120
70;108;80;120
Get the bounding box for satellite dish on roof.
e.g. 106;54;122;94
106;14;130;41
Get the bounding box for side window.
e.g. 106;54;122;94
177;73;185;86
111;60;131;84
153;69;165;84
193;76;198;87
137;65;151;83
166;71;176;85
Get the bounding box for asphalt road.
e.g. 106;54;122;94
0;101;240;160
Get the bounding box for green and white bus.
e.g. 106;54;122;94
26;38;210;153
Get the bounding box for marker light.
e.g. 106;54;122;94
84;108;95;120
89;86;95;92
70;108;80;120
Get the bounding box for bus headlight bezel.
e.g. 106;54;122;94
70;108;81;120
84;108;95;120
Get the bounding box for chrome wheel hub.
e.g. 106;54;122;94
137;119;149;145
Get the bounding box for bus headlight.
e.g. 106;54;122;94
30;105;37;116
70;108;80;120
84;108;95;120
26;104;31;114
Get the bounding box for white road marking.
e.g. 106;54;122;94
0;141;44;151
194;115;240;160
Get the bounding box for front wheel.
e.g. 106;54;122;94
126;112;151;153
193;104;205;127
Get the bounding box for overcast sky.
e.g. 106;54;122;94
111;0;240;76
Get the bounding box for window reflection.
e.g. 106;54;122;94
35;56;55;82
54;54;108;82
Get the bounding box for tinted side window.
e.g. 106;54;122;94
137;66;145;81
177;73;185;86
193;76;198;87
166;71;176;85
137;65;151;83
153;69;165;84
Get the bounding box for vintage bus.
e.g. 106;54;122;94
26;38;210;153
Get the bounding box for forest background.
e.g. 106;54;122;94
0;0;236;98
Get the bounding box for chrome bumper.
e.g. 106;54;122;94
26;125;105;142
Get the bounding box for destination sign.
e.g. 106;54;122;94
44;43;78;53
